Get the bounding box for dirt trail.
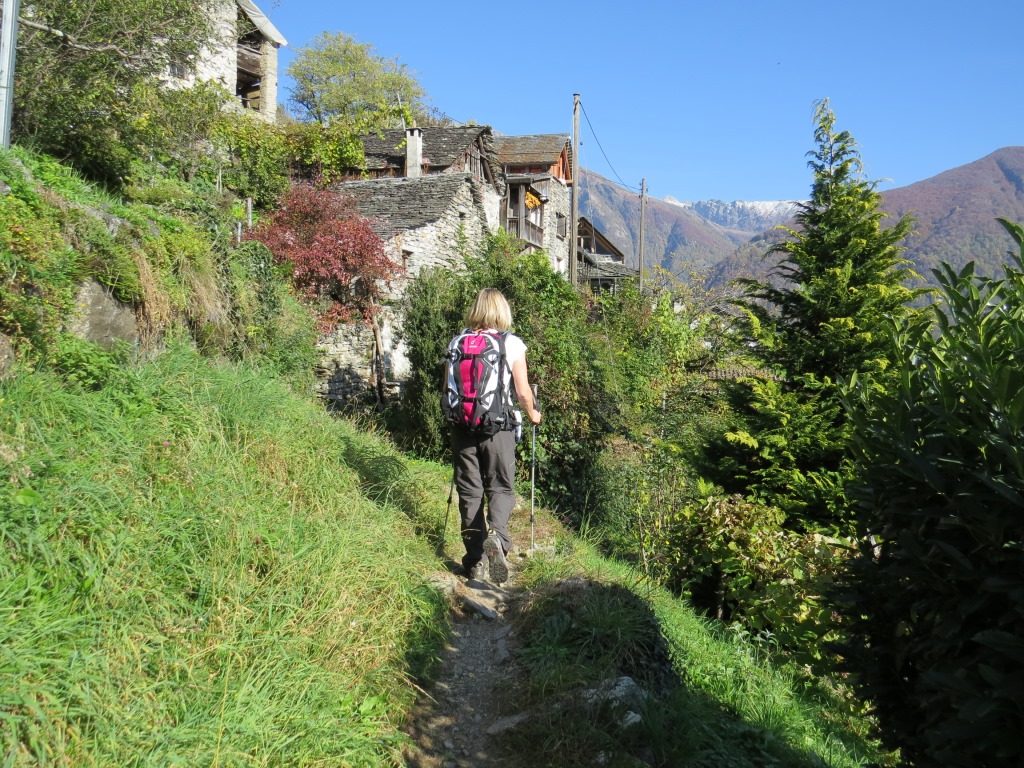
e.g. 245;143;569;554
403;514;555;768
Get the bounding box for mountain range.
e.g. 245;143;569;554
580;146;1024;287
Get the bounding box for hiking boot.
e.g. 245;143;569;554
469;559;486;582
483;533;509;584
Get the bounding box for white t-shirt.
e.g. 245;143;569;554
483;329;526;398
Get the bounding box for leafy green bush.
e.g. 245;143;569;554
643;491;850;669
838;220;1024;767
215;114;291;208
390;264;473;458
285;119;367;184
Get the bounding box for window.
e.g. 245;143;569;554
556;213;567;239
168;61;187;79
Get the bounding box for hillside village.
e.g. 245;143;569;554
318;125;636;404
114;0;637;402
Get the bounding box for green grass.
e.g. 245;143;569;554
0;345;448;766
505;540;891;768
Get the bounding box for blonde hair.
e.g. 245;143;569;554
465;288;512;331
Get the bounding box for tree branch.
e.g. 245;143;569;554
18;16;145;60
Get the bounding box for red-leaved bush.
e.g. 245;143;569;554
249;184;399;329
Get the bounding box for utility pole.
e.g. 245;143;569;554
569;93;580;288
638;178;647;291
0;0;21;149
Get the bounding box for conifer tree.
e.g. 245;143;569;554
710;100;927;530
741;99;924;383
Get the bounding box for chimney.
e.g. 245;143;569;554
405;126;423;178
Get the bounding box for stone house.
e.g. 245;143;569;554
351;125;505;227
317;171;493;405
577;216;637;293
165;0;286;122
492;134;573;274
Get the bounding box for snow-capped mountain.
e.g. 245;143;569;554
664;197;803;233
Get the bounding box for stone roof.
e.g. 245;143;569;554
361;126;494;172
236;0;287;46
581;254;638;281
336;174;484;240
493;134;571;167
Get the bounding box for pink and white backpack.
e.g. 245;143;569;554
441;330;515;435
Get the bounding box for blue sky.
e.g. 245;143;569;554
263;0;1024;203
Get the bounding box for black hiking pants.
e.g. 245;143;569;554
451;427;516;571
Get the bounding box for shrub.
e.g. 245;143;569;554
390;265;472;458
644;491;851;669
838;220;1024;767
285;120;367;184
248;184;398;330
215;113;291;208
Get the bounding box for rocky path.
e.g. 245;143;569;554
403;564;531;768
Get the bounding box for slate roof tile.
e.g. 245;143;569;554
335;174;481;240
362;126;493;171
493;134;571;166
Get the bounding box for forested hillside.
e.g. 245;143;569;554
585;147;1024;289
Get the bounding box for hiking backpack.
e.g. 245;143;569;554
441;330;515;435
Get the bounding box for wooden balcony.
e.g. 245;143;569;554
237;44;262;77
506;217;544;248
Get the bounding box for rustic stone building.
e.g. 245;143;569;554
492;134;573;274
317;172;493;405
317;127;631;405
165;0;285;122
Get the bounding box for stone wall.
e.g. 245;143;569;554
542;179;572;275
187;0;237;92
316;179;491;405
258;38;279;122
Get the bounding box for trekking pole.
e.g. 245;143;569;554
530;384;539;554
443;467;455;541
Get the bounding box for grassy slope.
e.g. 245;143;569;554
0;347;448;766
505;540;884;768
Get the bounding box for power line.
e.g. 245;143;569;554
579;99;641;193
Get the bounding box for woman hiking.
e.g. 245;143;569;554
445;288;541;584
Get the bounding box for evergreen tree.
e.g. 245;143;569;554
740;99;924;382
708;100;927;530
